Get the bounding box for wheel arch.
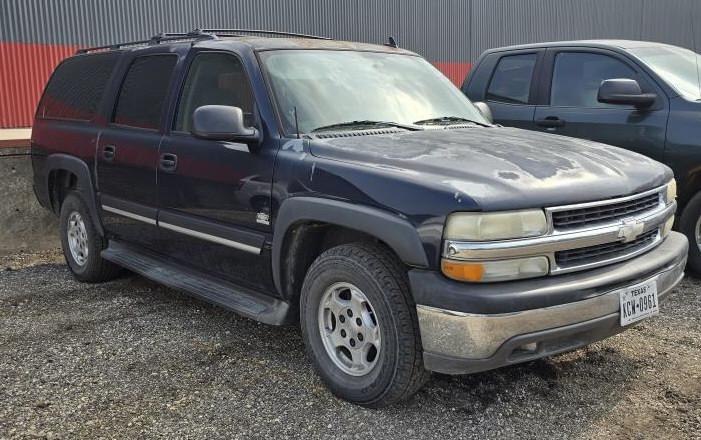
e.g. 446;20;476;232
45;154;104;236
272;197;429;300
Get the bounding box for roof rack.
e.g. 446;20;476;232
200;29;331;40
75;28;332;54
76;29;217;54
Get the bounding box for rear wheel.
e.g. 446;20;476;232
300;242;429;407
59;192;122;282
679;192;701;276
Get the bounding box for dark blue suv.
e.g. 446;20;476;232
32;31;686;407
463;40;701;274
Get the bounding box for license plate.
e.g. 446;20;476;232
619;277;659;326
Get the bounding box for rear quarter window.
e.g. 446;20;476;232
38;52;120;121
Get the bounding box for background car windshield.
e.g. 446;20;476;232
630;46;701;101
260;50;487;134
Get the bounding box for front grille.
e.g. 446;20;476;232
555;229;659;268
552;192;660;230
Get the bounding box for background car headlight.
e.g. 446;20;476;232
444;210;547;241
441;256;549;282
665;179;677;204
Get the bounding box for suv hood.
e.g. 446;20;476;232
308;127;672;211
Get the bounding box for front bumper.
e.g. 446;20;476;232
415;231;688;375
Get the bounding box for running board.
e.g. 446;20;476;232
102;241;293;325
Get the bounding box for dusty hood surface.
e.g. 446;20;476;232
308;126;672;211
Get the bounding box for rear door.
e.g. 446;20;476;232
466;50;543;129
533;48;668;162
96;53;179;247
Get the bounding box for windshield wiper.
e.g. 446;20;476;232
311;120;420;133
413;116;490;127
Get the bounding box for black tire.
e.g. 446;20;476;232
300;242;429;408
59;192;122;283
679;191;701;276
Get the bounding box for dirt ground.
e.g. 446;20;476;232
1;249;699;439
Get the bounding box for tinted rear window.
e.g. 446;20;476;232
113;55;178;130
39;53;119;121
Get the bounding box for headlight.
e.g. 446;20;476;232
441;256;549;282
444;209;547;241
665;179;677;204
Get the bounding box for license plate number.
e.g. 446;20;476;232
619;277;659;326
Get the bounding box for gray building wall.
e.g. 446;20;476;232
1;0;700;127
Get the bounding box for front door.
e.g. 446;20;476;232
533;49;668;163
97;53;179;248
156;51;277;293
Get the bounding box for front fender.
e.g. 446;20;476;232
271;196;430;295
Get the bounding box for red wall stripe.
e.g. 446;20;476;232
0;42;78;128
432;62;472;87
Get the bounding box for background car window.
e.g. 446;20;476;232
113;55;177;130
486;54;537;104
39;52;119;121
550;52;637;107
175;53;255;132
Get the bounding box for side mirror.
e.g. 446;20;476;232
597;79;657;109
191;105;260;145
473;101;494;124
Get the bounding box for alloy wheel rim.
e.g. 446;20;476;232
317;282;381;376
67;211;89;266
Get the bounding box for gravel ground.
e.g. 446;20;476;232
1;250;700;439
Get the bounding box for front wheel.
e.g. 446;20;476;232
300;242;429;408
679;192;701;276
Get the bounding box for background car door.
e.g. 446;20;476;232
532;49;668;163
466;51;542;129
97;53;178;248
156;50;277;293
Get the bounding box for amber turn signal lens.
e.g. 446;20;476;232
441;259;485;282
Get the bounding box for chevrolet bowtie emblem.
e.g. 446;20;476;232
618;218;644;243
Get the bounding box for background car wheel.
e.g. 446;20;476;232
300;242;429;408
59;192;122;282
679;191;701;276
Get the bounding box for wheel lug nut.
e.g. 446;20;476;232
340;329;346;338
356;318;362;326
357;333;363;341
339;315;345;323
349;338;356;347
347;309;353;317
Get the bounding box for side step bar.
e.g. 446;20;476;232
102;241;293;325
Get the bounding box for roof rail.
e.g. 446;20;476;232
75;29;217;54
74;28;332;54
200;29;332;40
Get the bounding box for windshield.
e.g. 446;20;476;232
259;50;487;134
629;46;701;101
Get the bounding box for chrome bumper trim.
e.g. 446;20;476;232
417;251;686;360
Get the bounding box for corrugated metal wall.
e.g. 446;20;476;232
1;0;700;128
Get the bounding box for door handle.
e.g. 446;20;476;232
103;144;116;161
535;116;566;129
159;153;178;172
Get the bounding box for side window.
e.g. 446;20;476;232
550;52;637;108
113;55;178;130
39;52;119;121
174;53;255;132
486;54;537;104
